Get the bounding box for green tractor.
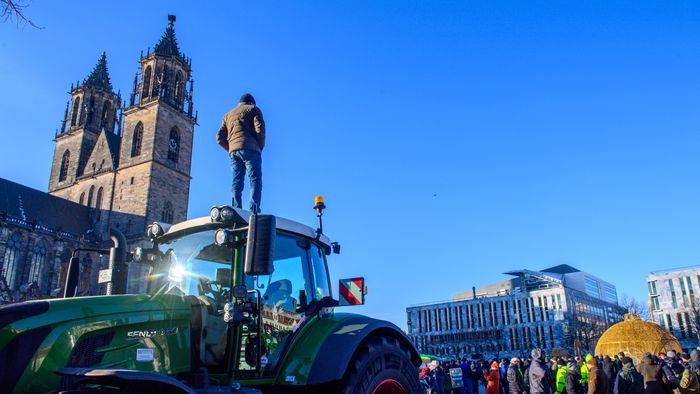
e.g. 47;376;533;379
0;199;421;394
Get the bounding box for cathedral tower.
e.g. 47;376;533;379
114;15;195;236
48;52;121;202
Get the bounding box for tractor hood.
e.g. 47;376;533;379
0;294;194;394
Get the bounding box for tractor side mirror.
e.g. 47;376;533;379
338;277;366;306
244;214;276;276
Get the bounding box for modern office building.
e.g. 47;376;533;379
647;266;700;350
406;265;625;359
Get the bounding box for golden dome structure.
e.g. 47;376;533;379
595;314;681;361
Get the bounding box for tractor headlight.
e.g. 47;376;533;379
210;207;221;222
147;222;164;239
133;247;144;262
220;206;235;222
214;229;234;246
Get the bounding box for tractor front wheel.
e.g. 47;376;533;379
339;335;421;394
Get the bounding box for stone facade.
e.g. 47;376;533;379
406;265;626;359
0;16;196;302
647;266;700;350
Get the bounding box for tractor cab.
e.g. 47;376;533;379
133;201;348;379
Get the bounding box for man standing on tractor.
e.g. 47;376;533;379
217;93;266;212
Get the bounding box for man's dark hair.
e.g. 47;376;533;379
240;93;256;104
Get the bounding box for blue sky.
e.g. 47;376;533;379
2;1;700;328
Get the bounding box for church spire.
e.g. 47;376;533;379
153;15;183;60
83;52;113;92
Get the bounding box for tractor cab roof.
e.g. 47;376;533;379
158;207;332;250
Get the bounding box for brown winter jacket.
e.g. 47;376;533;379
485;369;501;394
217;103;266;153
588;365;609;394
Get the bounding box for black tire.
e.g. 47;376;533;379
339;335;422;394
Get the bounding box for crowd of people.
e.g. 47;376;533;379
419;348;700;394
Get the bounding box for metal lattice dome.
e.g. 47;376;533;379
595;314;681;362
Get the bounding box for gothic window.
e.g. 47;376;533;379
95;187;104;209
86;96;95;125
142;66;152;99
131;122;143;157
78;192;85;205
59;150;70;182
70;97;80;126
161;201;174;224
28;241;46;286
2;232;22;289
160;66;168;97
168;128;180;162
100;101;111;130
87;185;95;207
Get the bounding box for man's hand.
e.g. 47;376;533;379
216;121;229;151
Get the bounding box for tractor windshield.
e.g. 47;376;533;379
147;226;332;375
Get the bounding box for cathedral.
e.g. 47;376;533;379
0;16;196;303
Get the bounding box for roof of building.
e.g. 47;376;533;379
154;16;183;60
648;265;700;276
0;178;94;239
103;130;121;167
82;52;113;92
541;264;580;274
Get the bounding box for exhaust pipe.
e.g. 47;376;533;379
107;227;127;295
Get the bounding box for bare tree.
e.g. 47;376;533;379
619;293;650;321
678;297;700;343
564;306;607;355
1;0;40;29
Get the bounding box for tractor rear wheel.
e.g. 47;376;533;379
339;335;421;394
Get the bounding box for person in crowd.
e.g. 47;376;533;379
420;366;432;392
530;348;552;394
459;358;473;394
603;356;617;393
614;357;643;394
589;356;610;394
679;353;699;394
567;362;584;394
502;359;510;394
659;351;680;394
524;358;533;393
639;353;664;394
556;359;569;394
473;362;482;394
580;355;593;393
508;357;526;394
614;354;624;375
432;361;445;394
486;361;502;394
690;351;700;373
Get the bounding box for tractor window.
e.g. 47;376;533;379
151;230;233;370
309;242;331;301
242;234;313;374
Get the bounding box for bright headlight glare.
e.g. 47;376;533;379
169;264;185;282
133;247;144;262
210;207;221;222
220;206;235;221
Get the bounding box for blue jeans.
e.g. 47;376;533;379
229;149;262;212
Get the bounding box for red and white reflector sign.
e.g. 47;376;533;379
339;277;365;306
